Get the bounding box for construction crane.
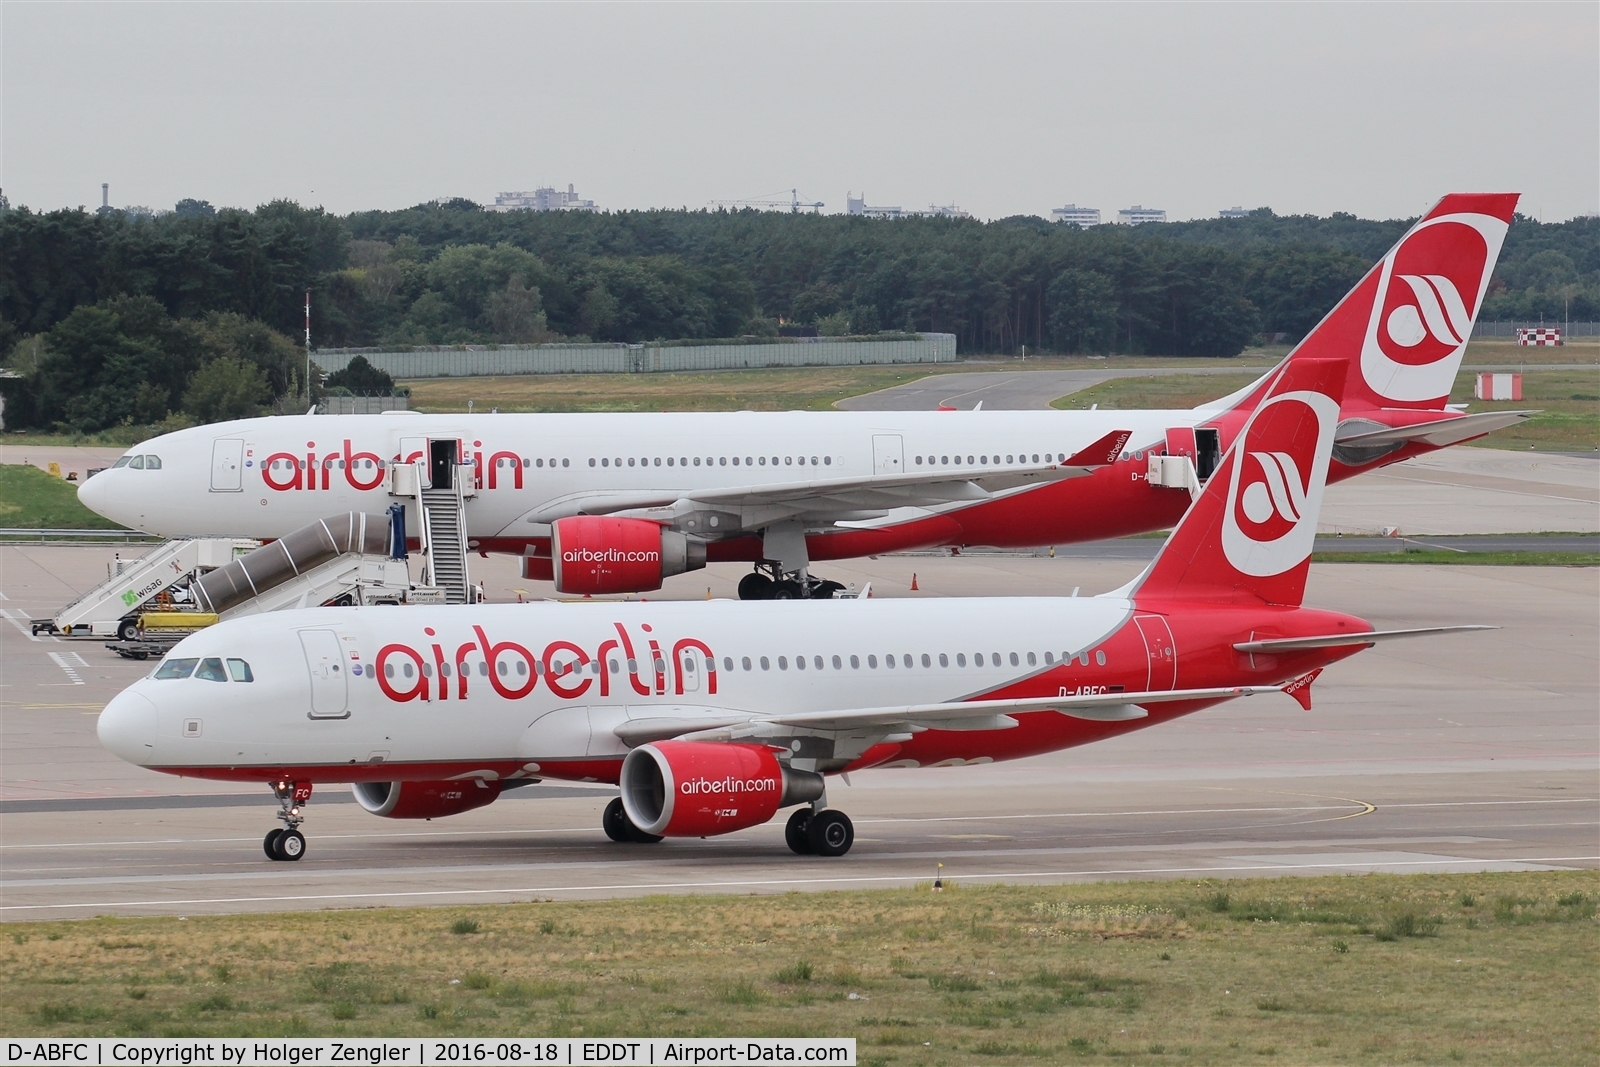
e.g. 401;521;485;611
708;188;825;214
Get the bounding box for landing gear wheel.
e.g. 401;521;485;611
117;619;138;642
274;829;306;861
812;580;844;600
772;580;804;600
805;810;853;857
263;829;285;860
602;797;631;843
602;797;663;844
737;573;774;601
784;809;813;855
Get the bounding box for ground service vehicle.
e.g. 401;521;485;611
97;358;1488;860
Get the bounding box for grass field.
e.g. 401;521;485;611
4;873;1594;1064
0;463;127;529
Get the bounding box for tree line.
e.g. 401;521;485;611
1;197;1593;432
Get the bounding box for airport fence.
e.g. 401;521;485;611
312;334;958;379
1472;321;1598;338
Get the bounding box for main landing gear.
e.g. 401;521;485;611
737;567;845;602
602;797;663;844
784;806;855;857
263;780;312;861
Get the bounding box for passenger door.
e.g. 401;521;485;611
299;629;350;718
872;434;905;476
1133;615;1177;691
210;439;244;492
398;437;431;488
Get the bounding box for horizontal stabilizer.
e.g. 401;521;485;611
1335;411;1537;450
1234;625;1497;653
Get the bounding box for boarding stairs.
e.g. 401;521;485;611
33;538;255;638
420;486;471;604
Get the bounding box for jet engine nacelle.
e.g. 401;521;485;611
620;740;825;838
352;779;503;819
551;516;706;595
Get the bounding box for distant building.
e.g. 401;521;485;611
486;184;597;213
1050;204;1101;228
847;192;968;220
1219;206;1255;218
1117;205;1166;226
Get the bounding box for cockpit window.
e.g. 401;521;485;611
127;455;145;470
154;658;198;679
113;456;132;469
227;658;254;682
194;657;228;682
144;455;162;470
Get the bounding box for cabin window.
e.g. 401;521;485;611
760;656;771;671
938;653;948;667
155;657;198;680
1096;650;1107;666
746;457;754;465
628;458;635;467
957;653;967;667
742;657;753;671
667;457;675;466
921;653;931;668
778;656;788;670
1027;652;1037;666
885;654;896;669
813;655;823;670
719;457;727;466
497;661;507;676
694;457;702;466
440;663;452;677
421;663;432;677
1044;651;1054;665
478;662;488;676
759;456;767;465
903;654;914;668
227;658;254;682
974;653;984;666
867;655;877;669
524;458;532;468
655;457;662;466
849;655;859;669
722;657;733;671
794;656;804;671
916;456;924;465
562;459;569;467
832;655;842;670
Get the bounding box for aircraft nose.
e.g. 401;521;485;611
98;690;159;765
76;471;127;525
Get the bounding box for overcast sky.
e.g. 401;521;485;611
3;2;1596;223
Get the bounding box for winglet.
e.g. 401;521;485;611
1282;668;1322;711
1063;430;1132;467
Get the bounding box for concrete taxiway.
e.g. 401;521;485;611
1;544;1593;918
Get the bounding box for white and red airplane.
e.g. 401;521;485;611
97;357;1489;860
77;193;1527;599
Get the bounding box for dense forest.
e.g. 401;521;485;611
1;196;1594;432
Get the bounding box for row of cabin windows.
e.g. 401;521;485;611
917;452;1060;467
112;454;163;469
591;455;832;469
379;647;1110;681
153;657;254;681
268;457;573;471
728;649;1108;672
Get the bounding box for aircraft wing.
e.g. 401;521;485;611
1335;410;1537;449
1233;625;1497;653
614;684;1276;746
515;430;1132;529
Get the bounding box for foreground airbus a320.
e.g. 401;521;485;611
96;358;1488;860
77;194;1525;599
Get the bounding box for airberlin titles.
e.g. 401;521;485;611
374;621;717;704
257;440;528;493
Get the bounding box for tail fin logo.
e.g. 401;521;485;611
1222;390;1338;577
1361;212;1508;402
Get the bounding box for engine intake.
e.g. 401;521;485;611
551;516;706;595
352;779;503;819
620;741;825;838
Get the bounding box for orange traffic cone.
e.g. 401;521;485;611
910;573;919;591
706;587;713;600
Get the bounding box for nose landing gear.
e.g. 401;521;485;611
264;780;312;861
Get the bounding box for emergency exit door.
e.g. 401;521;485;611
872;435;904;476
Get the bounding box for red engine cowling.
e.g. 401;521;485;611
620;741;824;838
551;516;706;595
352;779;503;819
